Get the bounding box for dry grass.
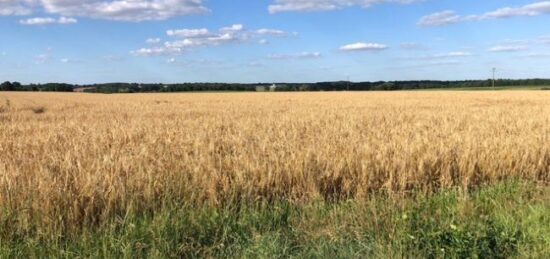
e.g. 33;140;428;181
0;91;549;237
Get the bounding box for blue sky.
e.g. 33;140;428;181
0;0;549;84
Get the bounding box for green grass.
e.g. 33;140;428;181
1;182;548;258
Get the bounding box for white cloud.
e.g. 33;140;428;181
437;52;472;58
134;24;296;57
256;28;296;37
401;51;473;60
34;53;51;64
58;16;77;24
538;35;550;44
489;45;529;52
400;42;427;50
1;0;209;22
0;0;33;16
146;38;162;44
417;60;463;67
268;52;321;59
167;28;210;38
131;47;181;57
417;10;461;26
519;52;550;58
268;0;420;14
392;59;463;70
419;1;550;27
19;16;77;25
220;24;244;33
20;17;56;25
339;42;388;51
102;55;125;61
247;61;264;67
480;2;550;19
496;39;531;45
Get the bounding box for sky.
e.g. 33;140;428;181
0;0;550;84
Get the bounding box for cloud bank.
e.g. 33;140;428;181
419;1;550;26
268;0;419;14
1;0;208;22
132;24;296;57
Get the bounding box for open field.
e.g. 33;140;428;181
413;85;550;91
0;91;549;257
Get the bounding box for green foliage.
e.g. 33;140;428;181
3;79;550;93
0;81;15;91
0;182;548;258
0;81;74;92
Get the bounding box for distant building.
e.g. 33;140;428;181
73;87;96;93
256;84;277;92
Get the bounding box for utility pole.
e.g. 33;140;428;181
493;67;497;90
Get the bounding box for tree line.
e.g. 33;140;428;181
1;81;73;92
2;79;550;93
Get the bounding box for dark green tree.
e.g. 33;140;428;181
0;81;14;91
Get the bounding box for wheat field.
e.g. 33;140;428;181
0;91;549;240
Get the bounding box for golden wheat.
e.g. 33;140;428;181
0;91;549;235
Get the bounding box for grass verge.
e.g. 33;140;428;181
1;182;548;258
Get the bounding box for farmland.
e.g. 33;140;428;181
0;91;549;257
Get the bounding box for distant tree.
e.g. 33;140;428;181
0;81;14;91
12;82;22;90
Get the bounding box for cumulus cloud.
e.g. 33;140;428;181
419;1;550;26
220;24;244;33
1;0;209;22
19;16;77;25
0;0;34;16
167;28;210;38
339;42;388;51
133;24;295;57
268;0;420;14
268;52;321;59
